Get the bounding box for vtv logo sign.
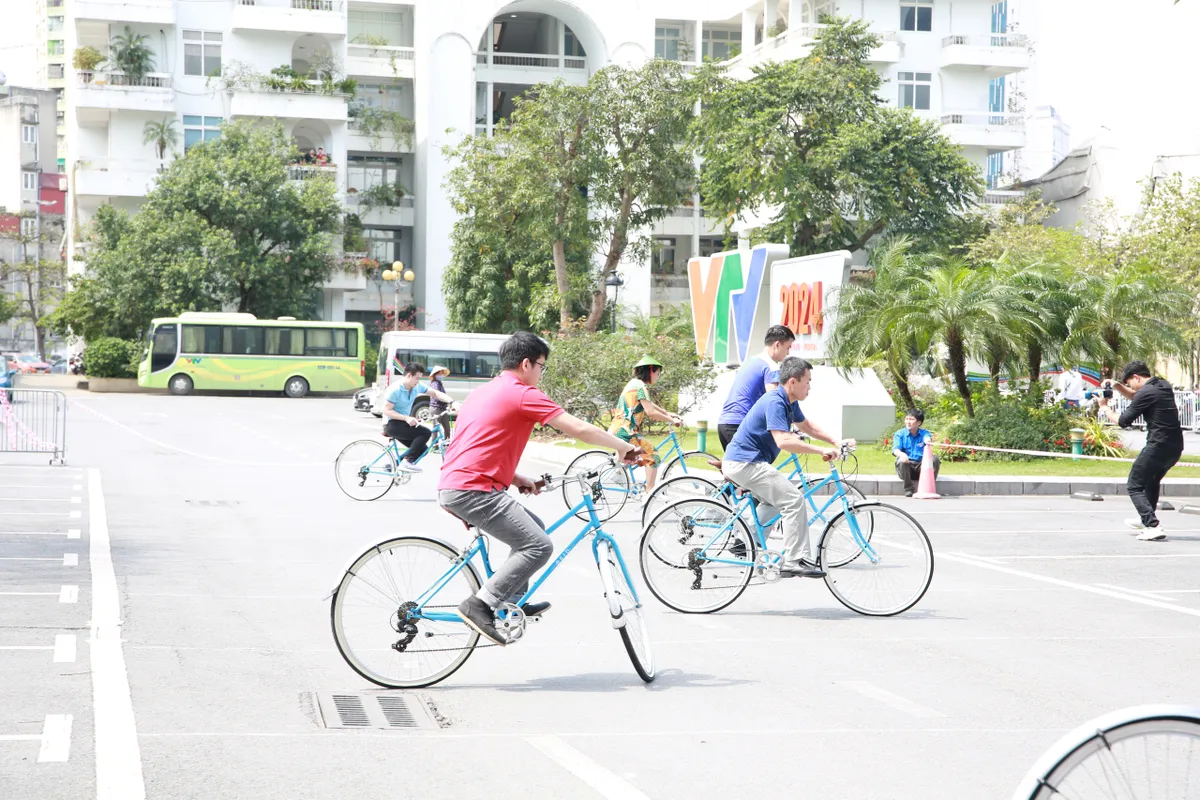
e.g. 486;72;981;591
687;244;790;366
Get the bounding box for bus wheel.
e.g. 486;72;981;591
169;374;194;396
284;376;309;398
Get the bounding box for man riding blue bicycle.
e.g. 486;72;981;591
438;332;637;647
718;324;796;450
384;362;456;474
721;357;855;579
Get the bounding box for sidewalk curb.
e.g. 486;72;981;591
522;441;1200;498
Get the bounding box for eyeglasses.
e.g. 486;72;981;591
533;360;548;372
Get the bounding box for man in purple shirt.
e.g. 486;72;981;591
718;325;796;450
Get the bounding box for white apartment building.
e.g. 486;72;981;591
34;0;67;161
63;0;1031;331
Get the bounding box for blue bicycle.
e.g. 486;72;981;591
333;411;451;501
639;451;933;616
562;428;718;520
330;467;655;688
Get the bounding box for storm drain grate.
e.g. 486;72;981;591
314;692;440;730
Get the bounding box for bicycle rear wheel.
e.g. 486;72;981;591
640;474;725;529
640;498;756;614
331;536;481;688
334;439;396;501
562;450;631;522
1013;705;1200;800
818;502;933;616
660;450;723;482
596;539;655;682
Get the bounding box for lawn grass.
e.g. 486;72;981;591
542;428;1200;479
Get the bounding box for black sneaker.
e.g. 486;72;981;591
904;490;914;498
521;601;551;617
458;597;506;646
780;560;826;579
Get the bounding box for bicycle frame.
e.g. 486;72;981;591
359;423;445;477
411;489;643;625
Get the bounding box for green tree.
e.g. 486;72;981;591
142;118;178;160
53;121;342;337
0;213;68;358
108;26;155;80
965;191;1095;269
690;17;982;257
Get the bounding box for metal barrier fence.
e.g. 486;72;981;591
1108;391;1198;431
0;388;67;465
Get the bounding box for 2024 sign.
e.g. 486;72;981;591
779;281;823;335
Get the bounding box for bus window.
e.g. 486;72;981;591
228;327;265;355
150;324;178;373
305;328;349;357
408;350;469;376
266;329;304;356
473;353;501;378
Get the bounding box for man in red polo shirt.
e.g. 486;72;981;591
439;331;636;646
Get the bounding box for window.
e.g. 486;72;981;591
22;172;37;191
900;2;933;32
48;0;63;6
564;26;585;57
47;40;64;56
265;329;304;356
350;83;403;114
897;71;932;110
701;28;741;61
20;218;36;236
304;328;358;358
698;237;727;257
989;76;1005;113
47;15;63;32
651;237;679;275
183;115;223;151
655;25;682;61
401;350;469;376
150;324;178;373
364;227;402;263
986;150;1004;190
183;30;222;77
990;0;1008;34
349;8;409;46
472;352;500;378
47;64;64;80
22;125;37;144
347;155;403;193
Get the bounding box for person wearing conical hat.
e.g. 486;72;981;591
427;365;453;442
608;355;683;496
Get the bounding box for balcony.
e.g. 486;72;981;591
344;193;414;227
74;0;174;25
724;24;901;77
347;119;414;153
983;189;1025;207
231;0;346;36
230;85;348;121
346;44;415;80
939;112;1025;150
475;52;588;85
941;34;1031;75
75;158;162;197
75;71;174;114
651;275;689;310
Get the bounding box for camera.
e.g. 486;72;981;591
1101;383;1114;399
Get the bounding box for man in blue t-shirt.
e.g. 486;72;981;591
891;408;938;497
384;362;456;473
718;325;796;450
722;357;853;578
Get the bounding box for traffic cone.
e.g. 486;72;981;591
912;442;940;499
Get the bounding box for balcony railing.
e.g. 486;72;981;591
347;44;415;62
287;165;337;181
476;52;587;70
237;0;343;9
940;112;1023;128
77;70;172;89
345;193;414;209
942;33;1028;48
983;189;1024;206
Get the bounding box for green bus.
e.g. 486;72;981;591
137;312;366;398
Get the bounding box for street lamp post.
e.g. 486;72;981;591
605;272;625;334
380;260;415;331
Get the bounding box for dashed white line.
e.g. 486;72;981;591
63;553;78;567
71;497;81;504
68;528;80;539
0;556;59;562
70;510;81;519
38;715;72;762
59;585;79;604
0;591;58;597
1094;583;1170;600
53;635;77;663
525;736;652;800
837;681;946;719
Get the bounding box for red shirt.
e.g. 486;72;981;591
438;371;564;492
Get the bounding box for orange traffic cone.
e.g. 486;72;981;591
912;441;940;499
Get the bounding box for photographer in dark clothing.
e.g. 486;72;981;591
1100;360;1184;541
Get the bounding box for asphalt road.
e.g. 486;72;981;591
2;392;1199;800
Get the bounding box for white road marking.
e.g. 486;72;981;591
38;715;72;762
0;591;57;596
0;733;40;741
68;528;80;539
70;510;81;519
72;497;81;504
525;735;652;800
0;483;81;490
0;556;59;562
1145;589;1200;594
837;681;946;718
64;553;78;566
0;511;78;516
54;634;77;663
942;552;1200;618
0;529;80;538
87;468;147;799
59;585;78;603
0;645;53;651
1094;583;1170;600
983;553;1200;560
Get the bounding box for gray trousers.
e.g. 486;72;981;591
438;489;552;609
721;460;812;563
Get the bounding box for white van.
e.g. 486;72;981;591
370;331;510;419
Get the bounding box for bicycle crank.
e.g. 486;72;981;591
755;550;783;583
494;602;526;644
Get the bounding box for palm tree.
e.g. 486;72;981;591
142;118;178;162
1062;263;1190;378
979;258;1075;392
827;237;925;411
109;26;155;81
887;257;1044;417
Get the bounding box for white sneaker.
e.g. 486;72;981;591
396;460;422;474
1137;527;1166;542
1124;518;1146;532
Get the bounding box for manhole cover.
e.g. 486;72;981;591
314;692;441;730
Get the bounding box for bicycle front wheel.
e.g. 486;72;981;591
1013;705;1200;800
562;450;631;522
818;502;933;616
660;450;723;482
596;539;655;682
640;474;725;529
334;439;396;501
640;498;756;614
331;536;482;688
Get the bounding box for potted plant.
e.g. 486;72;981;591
73;45;104;81
109;26;155;82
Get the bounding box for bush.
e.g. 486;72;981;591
85;337;141;379
538;322;717;425
364;343;378;384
